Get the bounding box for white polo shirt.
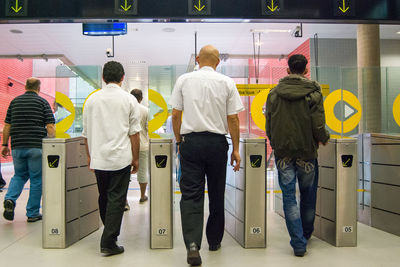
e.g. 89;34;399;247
170;66;244;135
82;83;141;171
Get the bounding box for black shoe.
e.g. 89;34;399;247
294;249;306;257
0;183;5;189
101;245;125;256
187;242;202;266
27;214;42;223
3;199;15;221
209;243;221;251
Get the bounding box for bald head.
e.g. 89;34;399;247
25;77;41;92
197;45;220;70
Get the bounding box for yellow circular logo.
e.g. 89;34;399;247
324;90;362;134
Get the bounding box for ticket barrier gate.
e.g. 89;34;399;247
42;137;99;248
149;139;173;249
314;138;357;247
359;133;400;236
225;136;267;248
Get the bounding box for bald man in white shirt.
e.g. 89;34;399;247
171;45;244;266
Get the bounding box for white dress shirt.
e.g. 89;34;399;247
170;66;244;135
82;83;141;171
138;103;149;151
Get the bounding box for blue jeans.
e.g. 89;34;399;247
5;148;43;217
276;157;318;252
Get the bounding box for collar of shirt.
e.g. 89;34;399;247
24;91;38;95
199;66;215;72
103;83;122;91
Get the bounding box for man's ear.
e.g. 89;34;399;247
287;68;291;75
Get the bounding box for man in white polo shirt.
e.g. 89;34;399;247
171;45;244;266
83;61;141;256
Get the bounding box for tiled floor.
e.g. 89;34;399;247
1;164;400;267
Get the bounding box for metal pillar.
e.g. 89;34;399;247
314;138;358;247
149;139;173;249
225;136;267;248
42;137;99;248
359;133;400;236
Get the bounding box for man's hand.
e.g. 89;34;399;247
231;150;241;172
87;156;93;172
131;159;139;174
1;147;10;158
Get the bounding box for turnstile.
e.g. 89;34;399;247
42;137;99;248
225;136;267;248
359;133;400;236
314;138;357;247
149;139;173;249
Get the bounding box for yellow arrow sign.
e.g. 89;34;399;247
194;0;205;11
267;0;278;12
11;0;22;13
121;0;132;11
339;0;349;13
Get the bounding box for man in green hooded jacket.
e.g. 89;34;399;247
266;54;330;257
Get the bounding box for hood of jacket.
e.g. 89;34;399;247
274;75;320;101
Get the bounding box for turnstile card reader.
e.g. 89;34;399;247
42;137;99;248
225;136;267;248
314;138;357;247
150;139;173;249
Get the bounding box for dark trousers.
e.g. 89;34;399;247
179;132;228;249
95;165;131;248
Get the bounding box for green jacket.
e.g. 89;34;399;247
265;75;330;160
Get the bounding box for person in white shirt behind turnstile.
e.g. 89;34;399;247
170;45;244;266
130;89;149;205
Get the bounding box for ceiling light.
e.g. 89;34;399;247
250;29;291;33
162;27;175;32
254;41;263;46
397;31;400;34
242;19;251;23
10;29;23;34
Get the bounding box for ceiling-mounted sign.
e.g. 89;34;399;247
5;0;27;16
115;0;137;15
333;0;355;16
262;0;283;15
188;0;211;15
0;0;399;21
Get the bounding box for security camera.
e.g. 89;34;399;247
291;25;303;38
106;48;113;57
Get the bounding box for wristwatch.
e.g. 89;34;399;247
2;144;8;147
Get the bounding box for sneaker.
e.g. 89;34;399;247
139;196;148;203
3;199;15;221
187;242;202;266
0;183;5;189
124;202;130;211
27;214;42;223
